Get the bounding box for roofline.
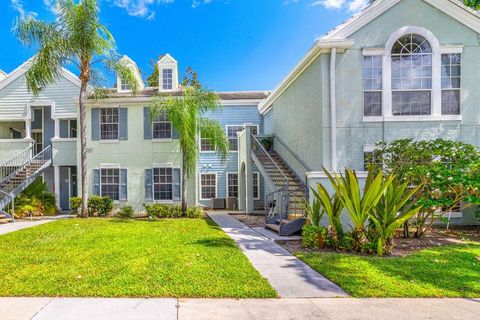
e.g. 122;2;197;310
0;56;81;90
85;96;265;106
258;39;354;114
158;53;177;64
321;0;480;40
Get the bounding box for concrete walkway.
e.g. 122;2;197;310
1;297;479;320
208;212;347;298
0;215;75;236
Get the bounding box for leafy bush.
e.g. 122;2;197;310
70;197;82;215
302;225;326;249
185;206;204;219
117;205;134;218
87;196;113;217
145;204;182;218
145;204;204;219
14;178;57;218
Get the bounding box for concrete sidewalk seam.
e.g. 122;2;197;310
29;298;53;320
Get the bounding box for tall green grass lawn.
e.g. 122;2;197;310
0;219;276;298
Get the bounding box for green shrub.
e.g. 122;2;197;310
70;197;82;215
87;196;113;217
145;204;183;218
186;206;204;219
117;205;134;218
145;204;204;219
302;225;326;249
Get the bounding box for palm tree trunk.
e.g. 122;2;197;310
79;80;88;218
181;154;188;214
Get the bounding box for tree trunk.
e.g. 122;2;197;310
181;154;188;214
79;81;89;218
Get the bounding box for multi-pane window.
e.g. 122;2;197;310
32;132;43;155
69;120;77;138
101;168;120;201
153;168;173;201
162;69;173;90
200;134;215;152
227;126;244;151
100;108;119;140
253;173;260;200
120;78;130;92
227;173;238;198
201;174;216;200
391;34;432;116
152;113;172;139
441;54;461;115
363;56;382;117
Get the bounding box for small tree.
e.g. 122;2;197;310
14;0;137;217
374;139;480;237
149;68;229;213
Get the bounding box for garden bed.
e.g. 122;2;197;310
278;226;480;257
0;218;276;298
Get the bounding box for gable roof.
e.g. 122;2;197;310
321;0;480;40
0;57;81;91
259;0;480;114
158;53;177;64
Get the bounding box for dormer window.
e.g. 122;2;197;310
120;78;130;92
163;69;173;90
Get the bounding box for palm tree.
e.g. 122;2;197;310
150;69;229;213
14;0;137;217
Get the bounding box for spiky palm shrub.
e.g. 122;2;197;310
14;0;137;218
370;179;423;256
324;166;393;251
310;184;344;247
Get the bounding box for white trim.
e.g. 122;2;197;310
0;57;80;91
441;45;464;54
151;166;178;202
330;48;337;172
364;115;462;122
25;101;55;120
220;99;264;106
362;48;385;56
116;55;145;93
100;163;121;168
51;137;77;142
321;0;480;40
199;172;218;201
258;40;354;114
306;171;369;179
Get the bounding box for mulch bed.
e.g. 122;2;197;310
231;214;266;228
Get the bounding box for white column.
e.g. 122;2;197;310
54;118;60;139
330;48;338;172
25;119;32;140
54;166;61;209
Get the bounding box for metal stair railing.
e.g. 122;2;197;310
250;133;290;228
0;145;33;184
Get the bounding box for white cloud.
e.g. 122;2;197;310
11;0;37;19
309;0;369;11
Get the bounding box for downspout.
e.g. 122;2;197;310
330;48;337;172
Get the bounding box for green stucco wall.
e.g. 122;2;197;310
80;103;195;211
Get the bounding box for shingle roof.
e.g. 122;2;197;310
96;87;270;100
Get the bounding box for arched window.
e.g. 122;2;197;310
391;34;432;115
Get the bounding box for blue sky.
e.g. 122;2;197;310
2;0;368;91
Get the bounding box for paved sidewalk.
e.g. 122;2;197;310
0;215;75;236
208;212;347;298
1;297;479;320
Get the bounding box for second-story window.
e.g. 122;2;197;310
120;78;130;92
227;125;244;151
200;133;215;152
100;108;119;140
363;56;382;117
152;113;172;139
163;69;173;90
441;54;461;115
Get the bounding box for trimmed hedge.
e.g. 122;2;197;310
145;204;204;219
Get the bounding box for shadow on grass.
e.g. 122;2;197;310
191;238;237;248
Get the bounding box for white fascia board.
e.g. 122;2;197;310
220;99;263;106
306;171;369;179
322;0;480;41
258;39;354;115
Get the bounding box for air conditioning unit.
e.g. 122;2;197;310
210;198;225;210
226;197;237;210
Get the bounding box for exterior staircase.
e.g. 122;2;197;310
0;145;52;222
250;134;307;236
